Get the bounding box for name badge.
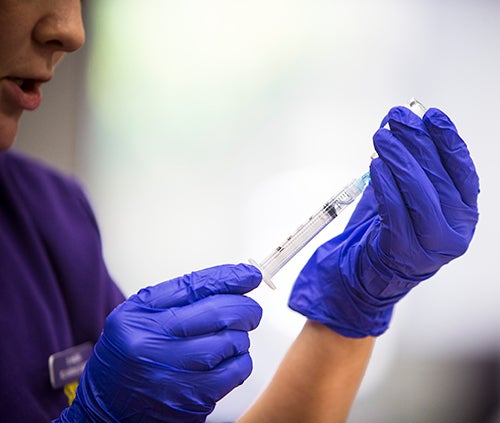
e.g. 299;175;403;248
48;342;94;389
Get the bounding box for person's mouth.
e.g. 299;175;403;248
3;76;50;111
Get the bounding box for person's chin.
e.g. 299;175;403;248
0;115;21;151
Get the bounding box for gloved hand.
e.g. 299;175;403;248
56;263;262;422
289;106;479;338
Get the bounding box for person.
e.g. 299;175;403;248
0;1;479;422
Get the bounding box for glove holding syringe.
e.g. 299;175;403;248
250;98;427;289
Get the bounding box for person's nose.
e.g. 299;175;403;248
33;0;86;54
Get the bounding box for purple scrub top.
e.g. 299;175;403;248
0;150;125;421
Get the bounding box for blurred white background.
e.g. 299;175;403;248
16;0;500;421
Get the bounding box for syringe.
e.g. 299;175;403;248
250;172;371;289
250;97;427;289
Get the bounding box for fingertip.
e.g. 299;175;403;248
228;295;263;331
238;352;254;384
388;105;410;118
250;299;263;329
188;263;262;297
214;263;262;296
209;352;254;401
379;113;390;129
423;107;458;132
379;106;405;128
379;103;428;130
388;105;424;129
372;126;392;146
228;351;254;385
372;127;400;159
237;263;263;290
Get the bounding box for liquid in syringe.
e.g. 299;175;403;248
250;171;370;289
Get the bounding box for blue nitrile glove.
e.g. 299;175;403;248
56;263;262;423
289;106;479;338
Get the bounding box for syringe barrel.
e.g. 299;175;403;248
259;210;333;278
254;172;369;287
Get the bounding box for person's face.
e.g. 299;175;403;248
0;0;85;151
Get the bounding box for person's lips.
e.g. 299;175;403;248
3;76;50;111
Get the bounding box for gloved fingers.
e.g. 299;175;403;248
200;352;254;402
160;294;262;336
372;128;450;251
385;106;478;244
385;106;464;209
165;352;254;408
131;263;262;309
378;103;425;129
343;183;379;231
369;156;413;252
96;323;252;374
153;330;251;371
100;289;261;371
423;108;480;208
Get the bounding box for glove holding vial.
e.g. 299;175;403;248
288;105;479;338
